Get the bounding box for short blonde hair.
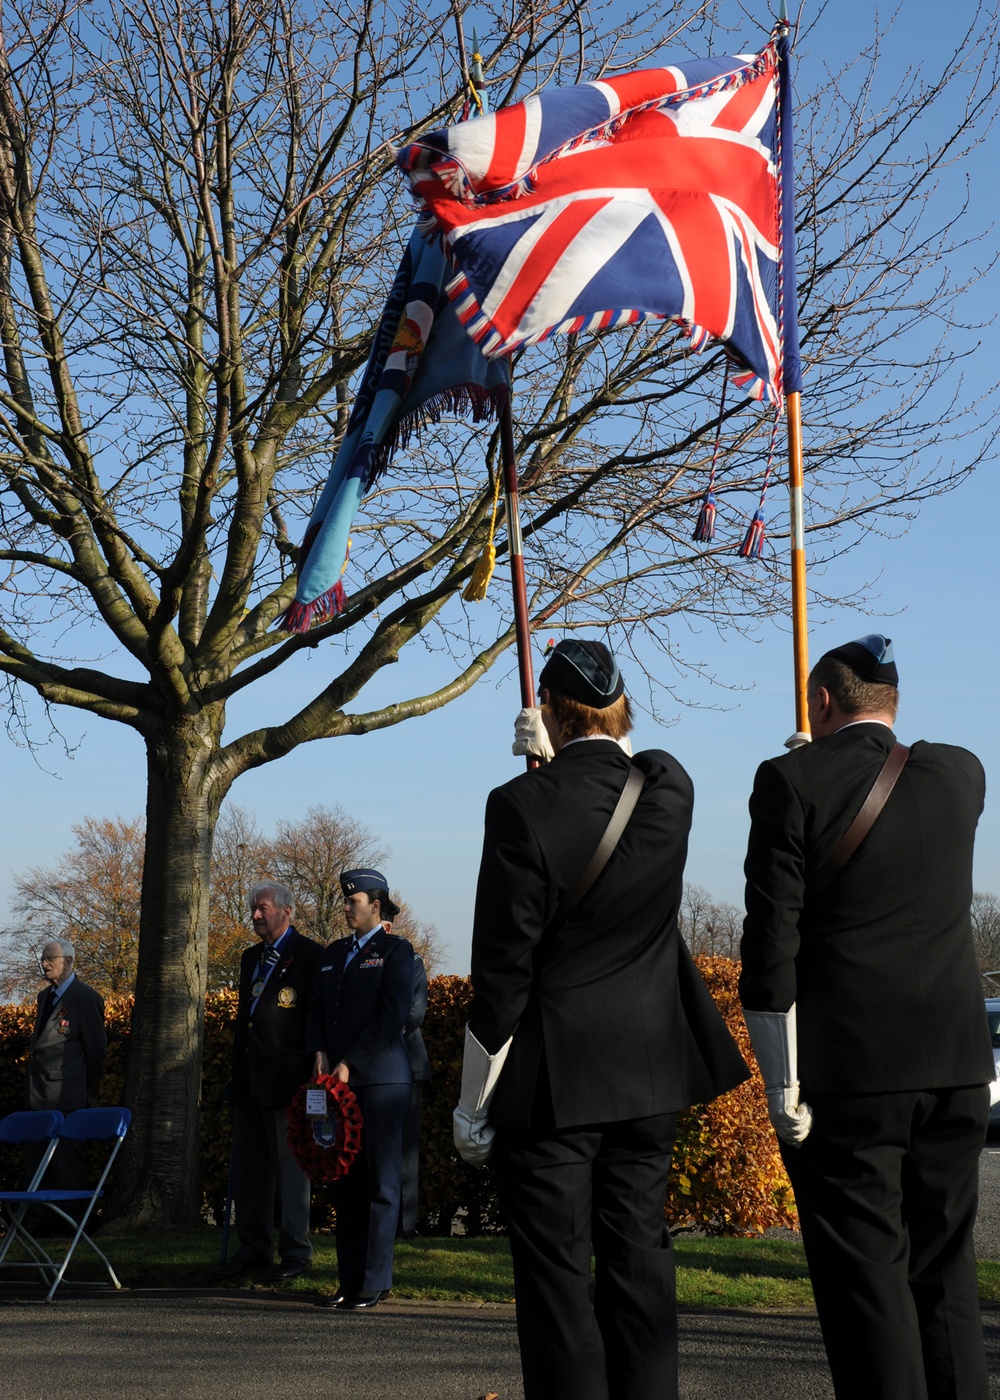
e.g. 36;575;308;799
542;690;634;742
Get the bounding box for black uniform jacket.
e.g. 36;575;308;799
740;723;994;1094
308;928;414;1088
404;955;432;1084
470;740;748;1130
231;927;324;1109
27;977;107;1112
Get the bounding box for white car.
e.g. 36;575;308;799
987;997;1000;1125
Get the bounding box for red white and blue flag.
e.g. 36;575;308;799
396;39;801;406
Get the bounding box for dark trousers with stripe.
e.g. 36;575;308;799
783;1084;990;1400
333;1081;409;1294
493;1112;679;1400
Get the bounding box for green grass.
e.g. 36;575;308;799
4;1228;999;1310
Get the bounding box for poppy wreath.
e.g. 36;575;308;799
286;1075;364;1182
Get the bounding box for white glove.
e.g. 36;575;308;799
743;1005;813;1146
990;1063;1000;1109
784;731;812;750
452;1025;512;1167
512;707;554;762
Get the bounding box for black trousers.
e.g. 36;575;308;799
493;1112;678;1400
783;1084;989;1400
231;1101;312;1265
333;1082;409;1294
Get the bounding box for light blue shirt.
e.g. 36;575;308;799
50;972;76;1004
344;928;378;969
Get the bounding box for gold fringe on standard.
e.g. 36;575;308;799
463;468;502;602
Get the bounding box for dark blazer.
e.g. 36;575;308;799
404;956;432;1083
740;723;994;1093
308;928;414;1087
470;740;748;1130
231;927;324;1109
27;977;106;1112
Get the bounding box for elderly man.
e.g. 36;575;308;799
26;938;106;1196
456;639;747;1400
310;868;414;1312
216;882;323;1282
740;633;996;1400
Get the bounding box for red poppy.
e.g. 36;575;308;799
286;1075;364;1182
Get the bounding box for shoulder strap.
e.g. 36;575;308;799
813;741;910;892
547;762;646;935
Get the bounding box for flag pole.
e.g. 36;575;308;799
465;31;538;764
776;3;810;748
500;394;540;769
787;390;809;736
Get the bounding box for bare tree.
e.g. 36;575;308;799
972;892;1000;978
0;816;144;999
0;0;997;1221
265;804;386;945
678;883;742;959
0;801;444;999
207;805;269;988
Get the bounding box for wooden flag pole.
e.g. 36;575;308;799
499;395;540;770
786;389;810;737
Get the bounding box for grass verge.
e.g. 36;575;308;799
3;1228;999;1310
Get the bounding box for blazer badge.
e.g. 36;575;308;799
277;986;297;1008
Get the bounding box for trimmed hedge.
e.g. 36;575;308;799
0;959;794;1235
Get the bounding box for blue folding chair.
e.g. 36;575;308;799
0;1110;65;1279
0;1106;131;1301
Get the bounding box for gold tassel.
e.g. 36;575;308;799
463;470;502;602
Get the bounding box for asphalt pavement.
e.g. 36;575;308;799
0;1290;998;1399
1;1145;998;1399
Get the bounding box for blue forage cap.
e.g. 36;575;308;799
340;868;389;895
821;633;898;687
538;639;625;709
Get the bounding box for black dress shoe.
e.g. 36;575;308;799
320;1289;347;1308
212;1256;270;1280
335;1290;382;1311
270;1259;309;1281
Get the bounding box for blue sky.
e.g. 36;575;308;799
2;0;997;974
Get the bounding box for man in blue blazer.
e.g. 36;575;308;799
310;868;414;1311
216;882;323;1282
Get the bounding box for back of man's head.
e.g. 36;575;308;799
808;633;899;721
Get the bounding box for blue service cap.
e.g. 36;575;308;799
820;633;898;687
538;639;625;709
340;868;389;895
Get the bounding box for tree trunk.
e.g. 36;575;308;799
109;710;224;1225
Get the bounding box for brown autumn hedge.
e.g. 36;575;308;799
0;960;794;1236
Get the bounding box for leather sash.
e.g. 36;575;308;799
813;741;910;893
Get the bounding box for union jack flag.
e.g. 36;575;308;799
396;39;801;406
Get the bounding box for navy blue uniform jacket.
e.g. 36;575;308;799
231;927;324;1109
308;929;414;1087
